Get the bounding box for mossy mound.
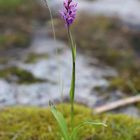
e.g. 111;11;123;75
0;104;140;140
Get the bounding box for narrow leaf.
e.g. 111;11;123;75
70;121;107;140
50;102;70;140
73;44;76;61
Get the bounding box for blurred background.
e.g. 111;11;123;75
0;0;140;117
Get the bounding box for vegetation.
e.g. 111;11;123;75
0;0;50;51
0;0;23;14
52;15;140;94
0;32;30;49
0;1;140;139
0;104;139;140
25;53;49;63
0;67;45;84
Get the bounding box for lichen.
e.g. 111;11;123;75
0;104;140;140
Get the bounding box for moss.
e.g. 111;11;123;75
108;64;140;94
108;77;129;92
0;104;140;140
0;0;23;14
0;0;51;20
0;67;45;84
0;0;37;17
0;57;9;64
0;33;30;49
0;16;32;50
25;53;49;63
109;77;140;93
0;0;51;51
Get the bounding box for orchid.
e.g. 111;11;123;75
60;0;77;27
49;1;106;139
60;0;78;131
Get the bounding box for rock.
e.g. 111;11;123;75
0;80;16;106
115;106;140;118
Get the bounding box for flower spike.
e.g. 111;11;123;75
60;0;77;27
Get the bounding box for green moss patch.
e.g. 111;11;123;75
0;0;50;20
0;32;30;49
0;67;45;84
0;0;51;51
108;76;140;94
0;0;23;14
0;104;140;140
25;53;49;63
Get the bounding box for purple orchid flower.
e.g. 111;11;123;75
60;0;77;27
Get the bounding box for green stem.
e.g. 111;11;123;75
71;60;75;131
68;27;76;131
44;0;56;41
